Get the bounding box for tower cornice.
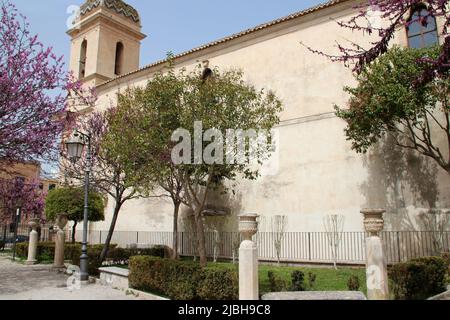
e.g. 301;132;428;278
67;11;146;41
80;0;140;24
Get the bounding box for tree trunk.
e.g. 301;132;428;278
100;201;122;263
71;221;77;243
1;225;6;251
172;202;180;260
194;211;207;267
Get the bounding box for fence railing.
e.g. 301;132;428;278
70;229;449;265
0;223;56;249
2;225;448;265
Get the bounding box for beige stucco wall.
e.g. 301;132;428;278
0;162;40;181
75;1;450;233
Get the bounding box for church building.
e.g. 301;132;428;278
66;0;449;239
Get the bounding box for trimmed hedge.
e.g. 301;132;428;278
71;245;167;276
442;252;450;274
389;256;447;300
129;256;238;300
15;242;167;276
197;269;239;300
267;270;288;292
347;275;361;291
16;242;83;261
108;246;169;262
440;252;450;285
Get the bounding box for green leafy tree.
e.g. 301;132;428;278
105;74;184;258
61;110;144;262
45;187;105;243
105;63;282;266
336;45;450;173
178;66;281;267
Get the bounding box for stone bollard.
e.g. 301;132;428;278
54;213;69;269
238;213;259;300
362;209;389;300
25;218;40;265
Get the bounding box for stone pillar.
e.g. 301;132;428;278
25;218;40;265
362;209;389;300
238;213;259;300
54;213;69;269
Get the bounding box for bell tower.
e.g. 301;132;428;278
67;0;146;87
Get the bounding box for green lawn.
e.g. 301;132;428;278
203;261;367;295
259;264;366;294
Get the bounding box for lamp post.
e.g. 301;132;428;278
12;197;23;261
65;130;91;282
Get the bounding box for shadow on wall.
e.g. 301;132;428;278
179;185;244;233
178;187;244;260
204;186;244;232
360;134;450;233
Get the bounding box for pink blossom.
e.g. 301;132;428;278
0;0;78;169
0;177;45;223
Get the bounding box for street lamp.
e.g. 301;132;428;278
66;131;85;162
65;130;91;282
12;196;23;261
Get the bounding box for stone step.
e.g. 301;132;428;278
262;291;367;300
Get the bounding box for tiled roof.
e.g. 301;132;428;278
98;0;348;88
80;0;140;23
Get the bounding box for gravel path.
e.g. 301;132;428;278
0;255;151;300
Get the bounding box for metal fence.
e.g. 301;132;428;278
0;223;55;249
2;225;447;265
70;229;449;265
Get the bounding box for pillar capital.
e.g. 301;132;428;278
238;213;259;241
56;213;69;230
361;209;385;236
28;218;40;231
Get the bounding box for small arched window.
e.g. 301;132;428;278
201;67;213;82
79;40;88;79
407;6;439;49
114;42;124;76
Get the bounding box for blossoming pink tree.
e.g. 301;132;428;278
303;0;449;82
0;177;45;250
0;177;45;224
0;0;75;171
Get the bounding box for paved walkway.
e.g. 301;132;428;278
0;256;151;300
429;286;450;300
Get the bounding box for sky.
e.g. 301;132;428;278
11;0;326;176
12;0;325;69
